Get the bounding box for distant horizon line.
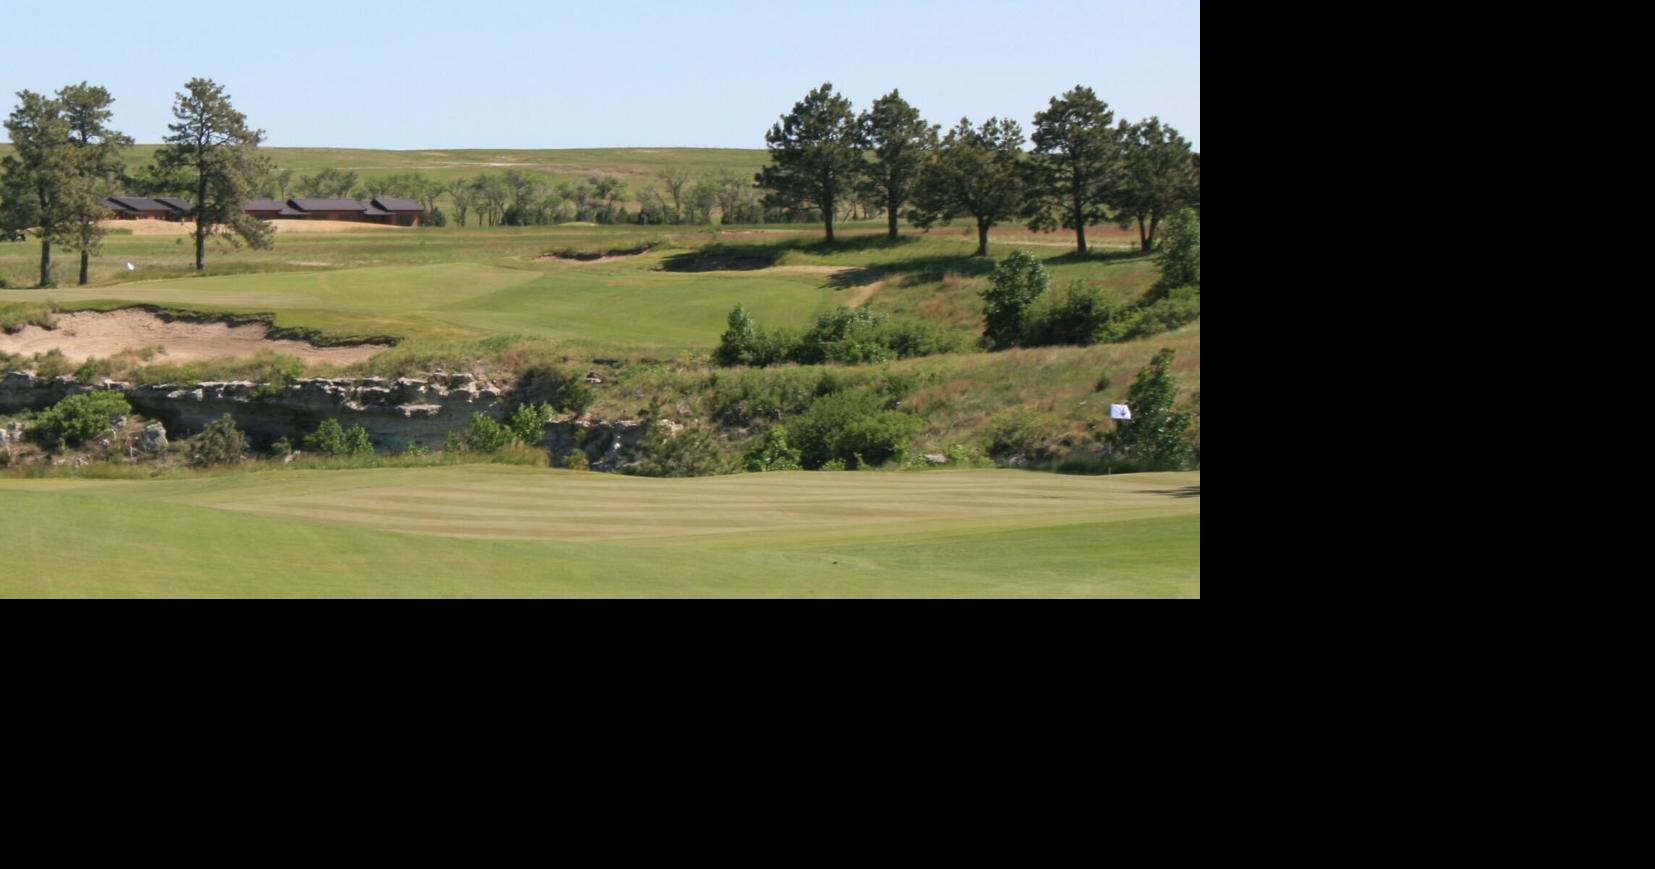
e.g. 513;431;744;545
0;141;770;152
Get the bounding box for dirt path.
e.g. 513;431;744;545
0;309;387;364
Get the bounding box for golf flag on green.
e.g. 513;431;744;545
1111;404;1131;420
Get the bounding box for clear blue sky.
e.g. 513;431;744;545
2;0;1200;151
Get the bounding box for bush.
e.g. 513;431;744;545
983;406;1068;462
627;425;732;477
506;402;551;445
1023;281;1116;346
744;426;803;472
1100;285;1200;342
517;364;595;416
1152;207;1200;295
1109;348;1193;470
189;414;248;466
464;413;513;452
270;436;294;458
30;349;73;380
703;365;852;427
560;451;590;470
982;249;1049;349
714;304;757;365
790;387;918;470
793;307;892;365
424;207;448;228
714;305;962;368
305;418;374;456
27;391;131;449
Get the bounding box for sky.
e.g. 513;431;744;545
0;0;1200;151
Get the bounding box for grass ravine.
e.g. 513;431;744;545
0;148;1199;598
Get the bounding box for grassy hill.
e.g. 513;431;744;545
0;144;767;209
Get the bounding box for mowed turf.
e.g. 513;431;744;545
0;467;1200;597
4;254;849;353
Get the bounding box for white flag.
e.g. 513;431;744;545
1110;404;1132;420
125;262;135;271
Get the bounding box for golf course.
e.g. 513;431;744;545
3;4;1200;599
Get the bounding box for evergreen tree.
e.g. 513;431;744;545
1112;117;1198;251
857;89;937;240
155;78;274;270
1;90;75;286
1025;86;1118;255
756;82;861;243
59;82;132;285
909;117;1026;256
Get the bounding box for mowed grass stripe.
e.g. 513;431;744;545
188;469;1199;541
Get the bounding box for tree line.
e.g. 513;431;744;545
756;83;1200;255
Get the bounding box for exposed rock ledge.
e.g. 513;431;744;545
2;369;663;467
2;369;508;453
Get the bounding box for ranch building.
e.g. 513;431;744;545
99;195;192;221
103;196;424;225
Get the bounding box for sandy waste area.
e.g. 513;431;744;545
0;309;387;364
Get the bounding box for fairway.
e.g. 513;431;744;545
0;467;1201;597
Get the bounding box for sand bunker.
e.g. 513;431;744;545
534;253;631;265
0;309;388;364
100;219;408;236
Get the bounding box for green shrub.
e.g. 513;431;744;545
715;305;962;367
27;391;131;449
1023;281;1116;346
983;406;1068;462
1101;286;1200;342
517;364;595;415
704;366;833;427
1152;207;1200;295
507;402;551;445
627;425;733;477
560;450;590;470
714;304;757;366
982;249;1049;349
403;441;430;457
790;387;918;470
464;413;513;452
30;349;73;380
744;426;803;472
1109;348;1193;470
270;436;294;458
189;414;248;467
305;418;374;456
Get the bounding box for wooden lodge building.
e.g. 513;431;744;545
105;196;424;226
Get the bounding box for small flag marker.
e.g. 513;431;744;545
1110;404;1132;420
125;262;135;271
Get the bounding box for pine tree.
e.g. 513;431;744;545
858;89;937;241
59;82;132;285
155;78;274;270
756;83;861;243
1025;86;1118;255
1;90;75;286
909;117;1026;256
